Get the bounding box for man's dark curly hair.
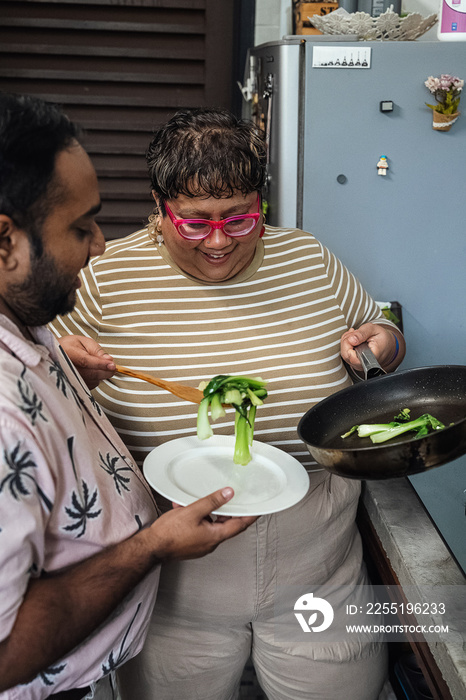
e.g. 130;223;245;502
146;108;267;212
0;92;80;255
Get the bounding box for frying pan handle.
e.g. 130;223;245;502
354;342;387;380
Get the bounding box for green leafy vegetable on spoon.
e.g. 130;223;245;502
196;375;268;465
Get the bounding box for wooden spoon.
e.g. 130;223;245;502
115;364;204;404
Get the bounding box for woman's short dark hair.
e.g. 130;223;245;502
146;108;267;208
0;92;80;253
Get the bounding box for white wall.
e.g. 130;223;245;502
255;0;292;45
254;0;441;45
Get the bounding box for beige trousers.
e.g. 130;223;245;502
118;472;388;700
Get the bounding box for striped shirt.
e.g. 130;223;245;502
50;225;394;470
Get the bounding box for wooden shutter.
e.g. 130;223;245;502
0;0;235;239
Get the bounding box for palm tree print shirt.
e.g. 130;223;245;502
0;315;159;699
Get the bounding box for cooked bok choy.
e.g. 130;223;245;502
196;375;268;465
341;408;446;444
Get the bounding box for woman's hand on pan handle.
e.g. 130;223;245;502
58;335;116;389
341;323;406;373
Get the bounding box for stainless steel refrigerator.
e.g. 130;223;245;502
242;38;466;572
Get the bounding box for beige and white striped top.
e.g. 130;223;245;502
50;225;394;469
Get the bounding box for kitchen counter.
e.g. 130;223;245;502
359;478;466;700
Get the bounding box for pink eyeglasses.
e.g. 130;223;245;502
164;194;262;241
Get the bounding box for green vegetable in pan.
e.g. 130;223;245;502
197;375;268;465
341;408;446;444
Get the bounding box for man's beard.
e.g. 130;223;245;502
8;249;78;327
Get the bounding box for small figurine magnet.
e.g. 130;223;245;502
377;155;388;176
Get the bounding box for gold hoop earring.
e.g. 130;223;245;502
148;208;164;247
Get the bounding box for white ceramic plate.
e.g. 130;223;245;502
143;435;310;516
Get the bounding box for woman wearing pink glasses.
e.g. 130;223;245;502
52;108;404;700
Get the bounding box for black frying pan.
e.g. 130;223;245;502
297;348;466;479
